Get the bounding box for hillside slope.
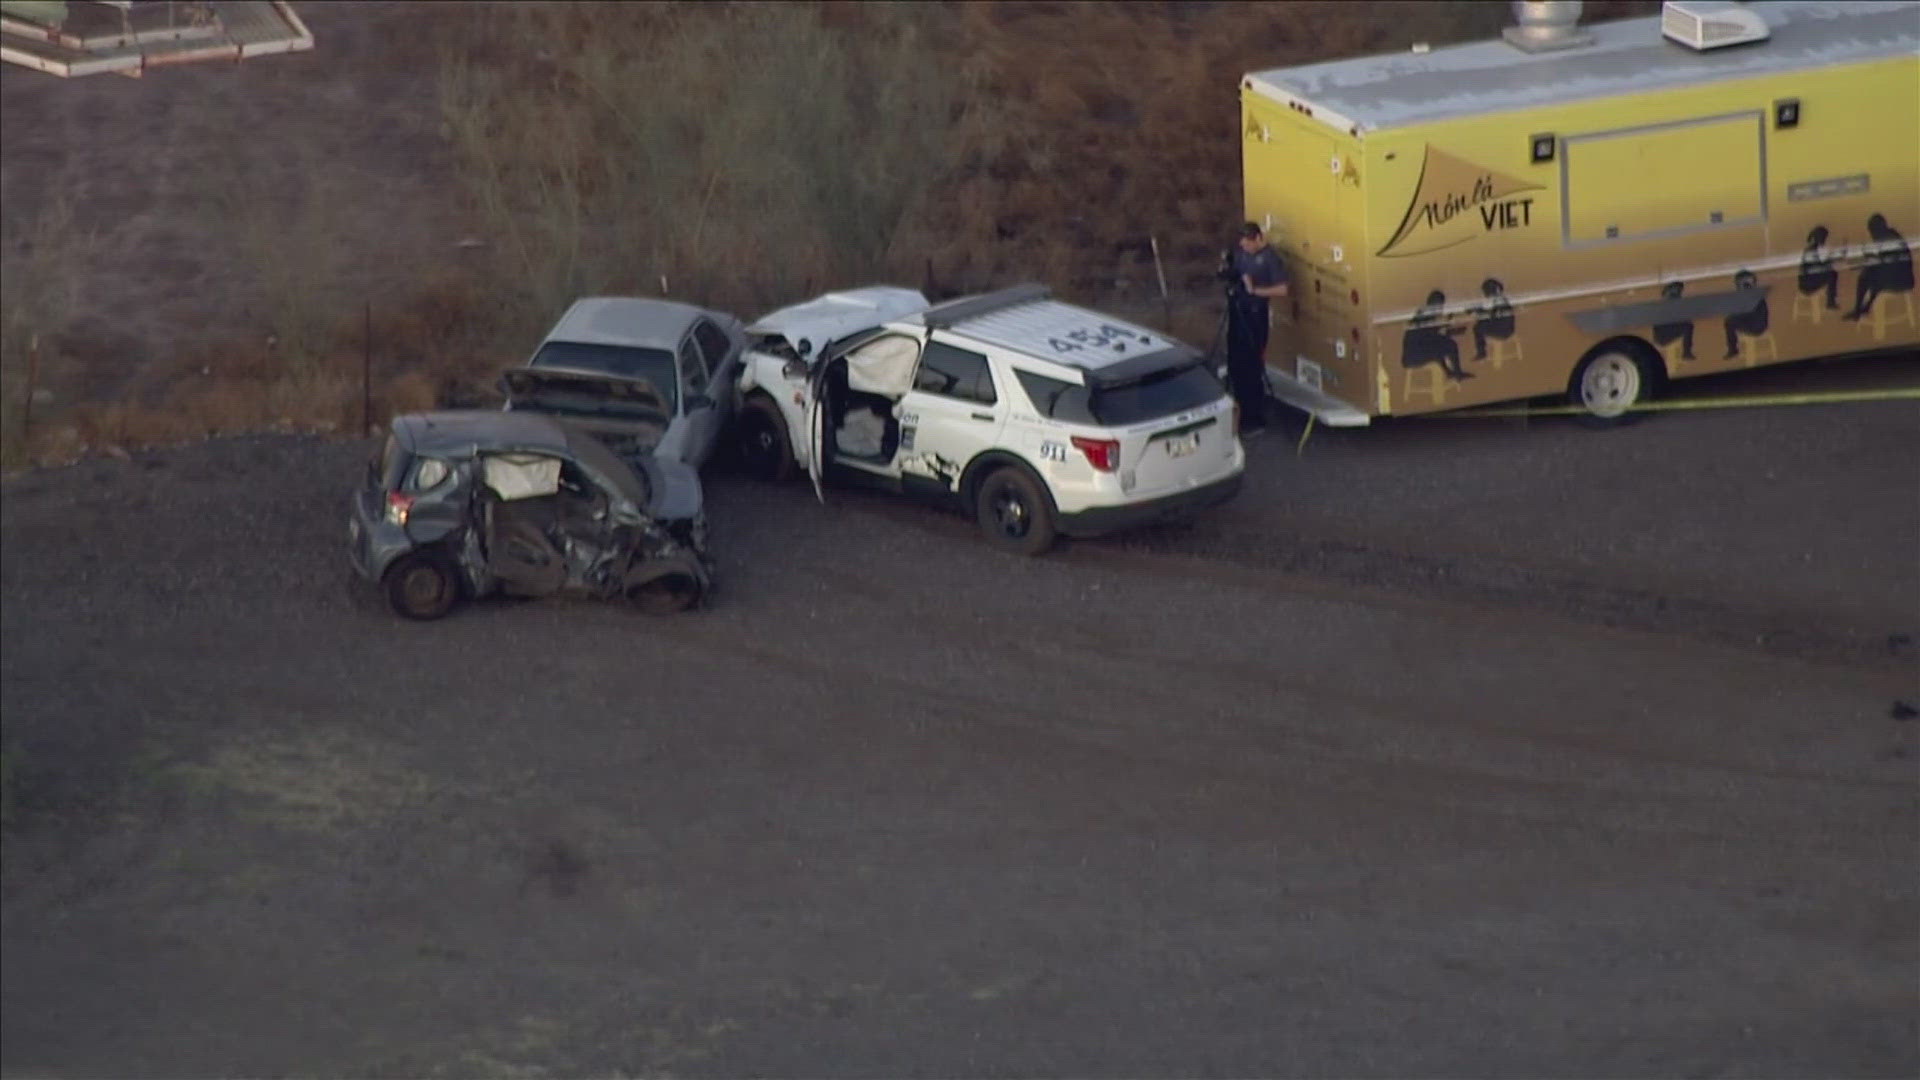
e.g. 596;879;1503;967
0;1;1659;462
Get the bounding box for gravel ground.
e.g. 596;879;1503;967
2;379;1916;1077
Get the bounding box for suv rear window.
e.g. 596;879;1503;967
1014;370;1097;425
1016;364;1224;427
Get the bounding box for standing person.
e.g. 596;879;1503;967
1225;222;1289;436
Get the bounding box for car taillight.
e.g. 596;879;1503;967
1071;435;1120;473
1231;401;1241;435
385;490;415;526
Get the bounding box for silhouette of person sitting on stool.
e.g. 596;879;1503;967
1843;213;1914;321
1652;280;1695;361
1472;278;1515;361
1798;226;1839;310
1722;269;1769;358
1401;290;1473;381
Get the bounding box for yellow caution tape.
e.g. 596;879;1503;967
1422;385;1920;420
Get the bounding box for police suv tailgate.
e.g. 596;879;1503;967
1125;398;1236;494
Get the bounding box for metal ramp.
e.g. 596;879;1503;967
1;0;310;77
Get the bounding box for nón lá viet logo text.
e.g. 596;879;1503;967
1378;146;1544;258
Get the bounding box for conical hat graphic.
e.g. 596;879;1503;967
1378;146;1543;258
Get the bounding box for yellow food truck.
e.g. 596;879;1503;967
1240;0;1920;424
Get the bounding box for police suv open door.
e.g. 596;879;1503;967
805;370;826;503
805;326;910;504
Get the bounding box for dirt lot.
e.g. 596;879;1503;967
3;366;1916;1076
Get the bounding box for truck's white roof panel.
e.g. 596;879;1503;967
921;297;1181;373
1246;1;1920;133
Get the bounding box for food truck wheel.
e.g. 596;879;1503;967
1569;346;1654;426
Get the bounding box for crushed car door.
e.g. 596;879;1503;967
677;335;722;470
480;453;570;596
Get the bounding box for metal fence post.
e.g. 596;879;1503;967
362;301;372;435
1150;236;1172;333
22;333;39;442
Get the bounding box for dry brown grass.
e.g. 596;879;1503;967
46;362;442;464
1;1;1663;471
435;0;976;335
919;0;1659;306
1;193;100;469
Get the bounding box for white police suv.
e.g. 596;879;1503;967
733;284;1245;554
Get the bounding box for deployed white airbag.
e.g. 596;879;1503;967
837;406;888;457
845;336;920;397
484;453;562;501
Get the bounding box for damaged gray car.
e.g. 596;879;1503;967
349;411;713;620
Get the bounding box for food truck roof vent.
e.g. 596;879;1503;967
1661;1;1771;51
1503;1;1593;53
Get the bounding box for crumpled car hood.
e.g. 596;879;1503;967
747;287;931;353
501;368;671;420
635;454;703;523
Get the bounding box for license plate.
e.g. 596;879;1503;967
1165;431;1200;457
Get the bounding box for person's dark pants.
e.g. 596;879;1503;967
1473;317;1513;359
1849;267;1885;317
1799;271;1838;308
1724;308;1767;357
1406;333;1466;378
1653;321;1694;359
1226;302;1270;427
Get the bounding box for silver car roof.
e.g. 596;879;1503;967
541;297;717;351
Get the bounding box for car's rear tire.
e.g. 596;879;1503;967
975;466;1057;556
1568;345;1655;426
383;553;459;621
736;396;796;482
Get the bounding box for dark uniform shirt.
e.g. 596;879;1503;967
1231;244;1287;313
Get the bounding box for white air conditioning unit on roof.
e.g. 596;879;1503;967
1663;1;1771;51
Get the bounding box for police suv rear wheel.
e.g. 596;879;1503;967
975;467;1057;556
